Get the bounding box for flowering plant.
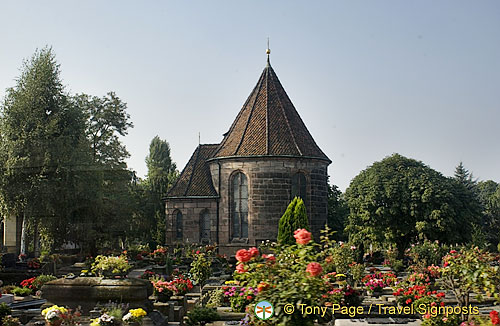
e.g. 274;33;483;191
233;228;331;326
27;258;41;269
90;313;119;326
323;272;362;307
168;276;194;296
222;286;258;312
440;247;500;321
42;305;68;324
123;308;147;325
362;272;397;292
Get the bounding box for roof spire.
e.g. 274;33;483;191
266;37;271;66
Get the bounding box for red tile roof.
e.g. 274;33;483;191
166;144;218;198
212;62;330;162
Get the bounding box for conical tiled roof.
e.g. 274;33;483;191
213;61;330;162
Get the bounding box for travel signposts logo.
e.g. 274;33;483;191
254;301;274;320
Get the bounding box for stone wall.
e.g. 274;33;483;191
165;198;218;245
209;157;329;253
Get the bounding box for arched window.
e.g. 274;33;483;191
231;172;248;239
291;172;307;202
175;210;183;240
200;210;211;243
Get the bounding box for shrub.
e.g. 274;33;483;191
185;307;219;326
189;252;212;288
406;240;447;272
278;197;309;245
440;247;500;320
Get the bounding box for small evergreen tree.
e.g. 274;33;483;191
278;197;309;245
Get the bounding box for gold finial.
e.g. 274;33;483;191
266;37;271;55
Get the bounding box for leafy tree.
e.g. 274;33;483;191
477;180;500;250
452;162;484;247
0;47;88;254
70;92;135;254
73;92;133;167
327;184;349;240
278;197;309;245
345;154;479;255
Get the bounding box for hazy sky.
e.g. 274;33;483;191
1;1;499;191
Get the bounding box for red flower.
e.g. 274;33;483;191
436;292;445;298
236;264;248;273
306;262;323;277
246;295;253;300
294;229;312;245
490;311;500;325
262;254;276;263
257;282;270;293
235;249;252;263
196;250;201;254
406;299;412;304
248;247;259;257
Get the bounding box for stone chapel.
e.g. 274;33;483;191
165;54;331;254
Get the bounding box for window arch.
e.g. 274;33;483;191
231;172;248;239
175;210;183;240
291;172;307;202
200;209;211;243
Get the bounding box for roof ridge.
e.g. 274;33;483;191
265;66;270;155
234;68;266;155
183;145;201;196
213;73;263;157
269;66;302;155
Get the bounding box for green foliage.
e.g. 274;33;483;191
327;183;349;240
11;286;32;296
406;239;448;272
0;47;89;251
0;303;12;321
278;197;309;245
204;288;225;308
477;180;500;250
91;255;131;277
440;247;500;319
189;252;212;287
33;274;57;290
185;307;219;326
0;48;137;254
345;154;481;254
132;136;178;245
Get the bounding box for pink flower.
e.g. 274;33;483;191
294;229;312;245
235;249;252;263
306;262;323;277
236;264;248;273
248;247;259;257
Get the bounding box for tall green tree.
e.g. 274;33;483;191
345;154;479;255
327;184;349;240
452;162;484;247
144;136;177;244
70;92;135;253
0;47;88;254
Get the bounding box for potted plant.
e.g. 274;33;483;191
41;305;68;326
122;308;147;326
